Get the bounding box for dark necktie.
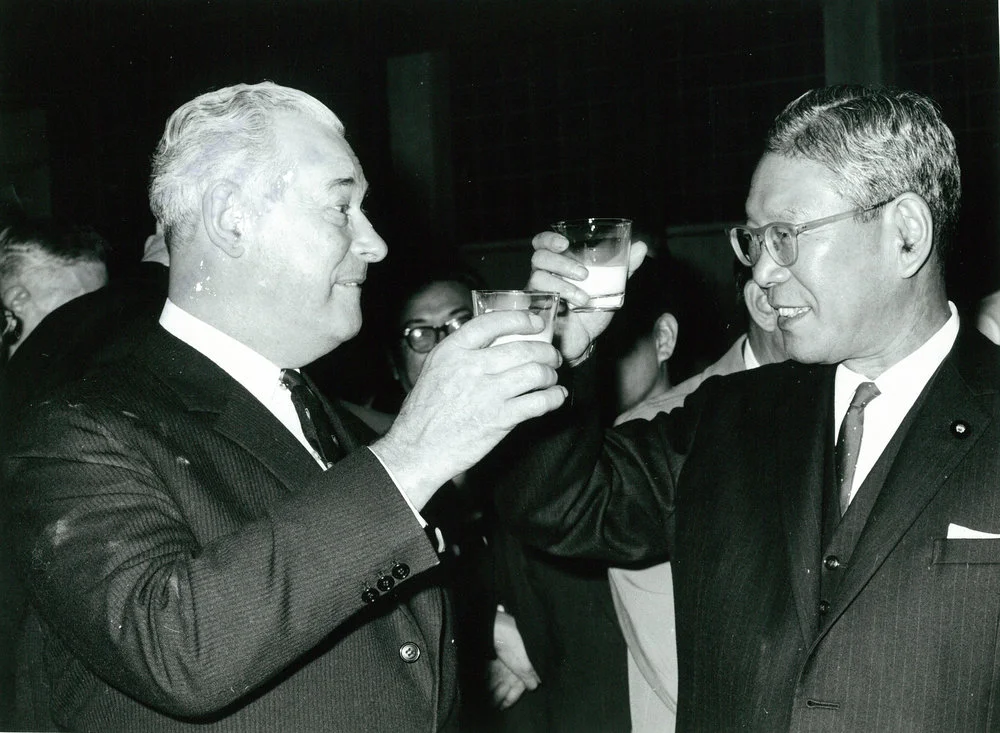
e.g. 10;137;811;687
836;381;880;515
280;369;342;466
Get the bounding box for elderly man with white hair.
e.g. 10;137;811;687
4;81;565;732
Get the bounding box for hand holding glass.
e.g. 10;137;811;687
471;290;560;345
550;218;632;311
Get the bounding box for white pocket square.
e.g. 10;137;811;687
947;523;1000;540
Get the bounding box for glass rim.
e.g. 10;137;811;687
471;289;561;298
551;217;632;229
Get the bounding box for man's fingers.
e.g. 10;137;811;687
531;230;570;253
449;310;544;349
530;248;588;281
500;681;527;710
626;240;648;278
475;340;562;374
499;386;568;426
520;666;541;690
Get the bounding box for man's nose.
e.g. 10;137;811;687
752;244;789;290
351;211;388;263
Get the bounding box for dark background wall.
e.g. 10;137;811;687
2;0;997;399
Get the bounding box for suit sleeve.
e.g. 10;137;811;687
4;396;439;717
489;358;703;567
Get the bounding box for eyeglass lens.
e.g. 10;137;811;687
404;316;470;353
733;225;796;266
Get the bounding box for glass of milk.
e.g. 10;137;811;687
471;290;561;346
550;218;632;311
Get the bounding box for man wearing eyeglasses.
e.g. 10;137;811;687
492;85;1000;731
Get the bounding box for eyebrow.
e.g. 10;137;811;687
326;177;356;193
402;307;472;327
747;205;810;226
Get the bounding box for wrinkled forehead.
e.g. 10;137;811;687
745;153;843;224
273;113;368;196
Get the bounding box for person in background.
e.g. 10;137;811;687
0;220;170;428
596;244;725;422
0;219;111;728
381;260;698;732
378;264;505;729
608;262;787;733
0;218;109;363
497;85;996;731
488;248;722;733
4;81;565;732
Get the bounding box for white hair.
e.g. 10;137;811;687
148;81;344;248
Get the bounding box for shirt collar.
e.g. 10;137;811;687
835;301;959;415
742;335;761;370
159;299;286;406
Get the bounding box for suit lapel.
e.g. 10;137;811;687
138;327;321;493
819;331;997;635
213;389;321;491
776;364;836;643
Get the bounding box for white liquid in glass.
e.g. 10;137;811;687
489;313;556;345
575;264;626;310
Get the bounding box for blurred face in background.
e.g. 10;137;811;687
395;279;473;392
1;256;108;356
614;331;661;413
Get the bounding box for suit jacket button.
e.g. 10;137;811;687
361;587;379;605
824;555;841;570
951;420;970;438
391;562;411;580
818;600;830;614
399;642;421;663
377;574;395;592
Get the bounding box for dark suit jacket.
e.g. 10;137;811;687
1;261;169;427
0;262;168;729
495;327;1000;732
489;528;629;733
4;326;456;732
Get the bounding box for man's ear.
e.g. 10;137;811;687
2;283;30;318
653;312;678;364
744;280;777;333
201;181;246;257
888;193;933;278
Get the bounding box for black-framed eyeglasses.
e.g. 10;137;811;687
401;314;472;353
728;198;893;268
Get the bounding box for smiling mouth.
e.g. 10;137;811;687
776;306;810;320
336;278;365;287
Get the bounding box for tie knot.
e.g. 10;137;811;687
850;381;880;410
280;368;307;391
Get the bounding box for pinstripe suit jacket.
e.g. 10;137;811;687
4;326;457;732
496;327;1000;732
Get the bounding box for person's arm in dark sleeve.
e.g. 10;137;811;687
487;356;701;567
5;398;438;718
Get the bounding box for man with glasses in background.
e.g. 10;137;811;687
491;85;1000;730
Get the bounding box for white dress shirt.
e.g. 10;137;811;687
160;300;326;466
834;301;960;506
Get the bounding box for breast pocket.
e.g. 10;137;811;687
932;538;1000;564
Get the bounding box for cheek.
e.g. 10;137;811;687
404;350;428;383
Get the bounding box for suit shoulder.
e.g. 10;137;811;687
10;356;179;448
700;359;826;398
